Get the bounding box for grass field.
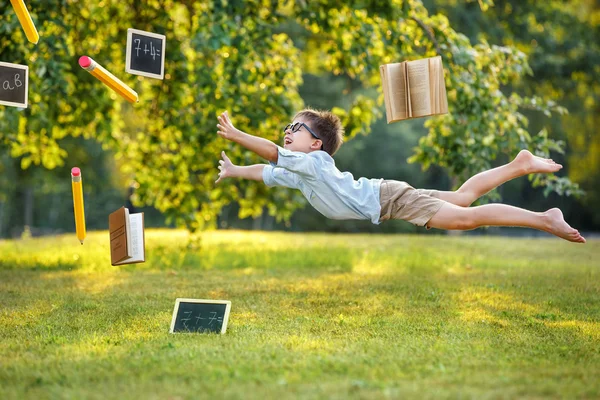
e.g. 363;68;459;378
1;229;599;399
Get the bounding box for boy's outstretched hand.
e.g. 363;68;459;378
215;151;235;184
217;111;239;141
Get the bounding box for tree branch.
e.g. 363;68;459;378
411;15;441;55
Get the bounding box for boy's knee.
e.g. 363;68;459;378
455;190;475;207
428;204;478;231
453;213;477;230
457;198;474;208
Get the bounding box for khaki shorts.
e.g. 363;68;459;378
379;180;446;228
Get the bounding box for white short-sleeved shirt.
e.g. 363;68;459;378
262;146;383;224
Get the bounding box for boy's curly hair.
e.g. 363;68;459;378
294;108;344;156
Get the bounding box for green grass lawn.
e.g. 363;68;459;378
1;230;599;399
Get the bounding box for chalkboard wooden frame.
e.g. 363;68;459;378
169;298;232;334
0;61;28;108
125;28;166;80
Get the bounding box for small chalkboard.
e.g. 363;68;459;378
0;62;28;108
169;298;231;334
126;28;166;80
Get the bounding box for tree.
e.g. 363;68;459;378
423;0;599;220
0;0;582;233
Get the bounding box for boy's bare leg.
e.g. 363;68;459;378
427;202;586;243
435;150;562;207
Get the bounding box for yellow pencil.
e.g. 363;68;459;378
9;0;39;44
78;56;139;103
71;167;86;245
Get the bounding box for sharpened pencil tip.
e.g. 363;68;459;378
80;241;84;245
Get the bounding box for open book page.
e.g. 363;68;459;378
406;59;432;118
380;65;393;123
124;208;131;258
429;57;438;113
428;56;448;115
126;213;145;263
387;63;408;121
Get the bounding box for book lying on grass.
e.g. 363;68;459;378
380;55;448;123
109;206;145;266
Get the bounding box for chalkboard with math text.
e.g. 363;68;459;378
169;299;231;334
126;28;166;80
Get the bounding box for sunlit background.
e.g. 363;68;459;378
1;0;598;238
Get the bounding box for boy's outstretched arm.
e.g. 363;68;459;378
215;151;265;184
217;111;278;163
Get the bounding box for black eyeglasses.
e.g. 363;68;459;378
284;122;320;140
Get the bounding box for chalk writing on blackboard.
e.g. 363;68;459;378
133;38;161;60
2;74;23;90
0;61;28;108
126;28;166;80
169;299;231;334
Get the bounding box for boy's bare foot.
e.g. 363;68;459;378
544;208;586;243
515;150;562;174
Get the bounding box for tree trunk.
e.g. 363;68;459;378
264;213;274;231
252;210;263;230
49;193;59;228
0;200;5;238
24;186;33;229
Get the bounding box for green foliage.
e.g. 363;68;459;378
408;32;581;199
0;0;582;230
0;1;116;167
423;0;599;212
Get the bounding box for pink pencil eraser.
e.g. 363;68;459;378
71;167;81;177
78;56;91;68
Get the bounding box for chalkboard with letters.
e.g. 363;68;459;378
0;62;28;108
169;298;232;334
126;28;166;80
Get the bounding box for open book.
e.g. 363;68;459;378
109;206;145;265
380;56;448;123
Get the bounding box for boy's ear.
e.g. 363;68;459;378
311;139;323;150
